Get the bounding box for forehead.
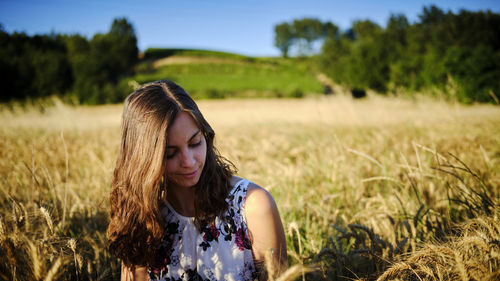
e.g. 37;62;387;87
167;111;200;143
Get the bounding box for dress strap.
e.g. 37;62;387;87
234;178;250;189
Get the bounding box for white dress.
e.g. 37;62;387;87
148;178;257;281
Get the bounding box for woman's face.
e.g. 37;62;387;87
165;111;207;189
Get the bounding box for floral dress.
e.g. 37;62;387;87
148;178;257;281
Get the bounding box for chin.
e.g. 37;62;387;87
174;176;201;189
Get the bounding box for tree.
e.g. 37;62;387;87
274;18;332;57
386;14;409;49
0;17;138;104
292;18;325;55
319;22;347;84
317;5;500;102
30;34;72;98
274;22;293;58
343;20;390;92
323;22;339;40
0;32;72;101
108;18;138;79
419;5;447;26
71;17;138;104
351;20;381;40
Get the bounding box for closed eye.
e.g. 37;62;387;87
166;130;202;159
166;150;177;159
189;140;202;147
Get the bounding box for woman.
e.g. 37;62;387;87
107;80;287;281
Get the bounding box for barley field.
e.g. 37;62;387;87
1;94;499;280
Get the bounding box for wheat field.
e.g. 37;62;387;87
1;94;499;280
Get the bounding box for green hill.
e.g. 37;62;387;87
143;48;252;60
128;48;325;99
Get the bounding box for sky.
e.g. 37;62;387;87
1;0;499;57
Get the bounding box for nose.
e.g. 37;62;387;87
179;149;195;168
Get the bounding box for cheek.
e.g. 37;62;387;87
164;160;177;174
198;142;208;165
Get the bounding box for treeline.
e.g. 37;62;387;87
0;18;137;104
275;6;500;103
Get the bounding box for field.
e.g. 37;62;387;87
1;94;499;280
133;50;324;99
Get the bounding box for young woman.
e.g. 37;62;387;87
107;80;287;281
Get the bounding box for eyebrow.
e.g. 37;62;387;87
167;130;201;149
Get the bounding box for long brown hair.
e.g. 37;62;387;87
107;80;235;267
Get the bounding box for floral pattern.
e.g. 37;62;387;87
148;179;256;281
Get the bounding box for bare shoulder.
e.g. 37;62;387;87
245;181;277;216
229;175;278;215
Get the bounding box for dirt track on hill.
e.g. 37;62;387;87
153;56;244;68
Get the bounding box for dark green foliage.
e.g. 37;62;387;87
0;32;72;102
318;5;500;103
274;18;335;57
274;22;294;58
292;18;325;55
69;17;138;104
443;45;500;103
0;17;138;104
321;20;390;92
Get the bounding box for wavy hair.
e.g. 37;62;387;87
107;80;235;267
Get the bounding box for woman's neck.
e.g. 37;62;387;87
167;184;196;217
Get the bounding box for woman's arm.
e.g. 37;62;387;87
245;183;288;279
121;262;148;281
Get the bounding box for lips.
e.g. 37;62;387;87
180;169;198;179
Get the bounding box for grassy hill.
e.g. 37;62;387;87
143;48;252;60
128;48;325;99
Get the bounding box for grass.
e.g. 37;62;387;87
377;213;500;281
143;48;253;61
132;53;324;99
0;93;499;280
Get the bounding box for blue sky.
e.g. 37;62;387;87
1;0;499;56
